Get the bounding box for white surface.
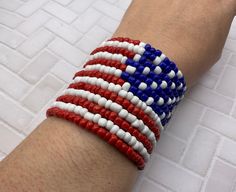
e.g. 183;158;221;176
0;0;236;191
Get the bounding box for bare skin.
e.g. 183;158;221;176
0;0;235;191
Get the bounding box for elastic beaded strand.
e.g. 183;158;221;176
47;107;145;169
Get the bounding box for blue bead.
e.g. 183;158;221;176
136;90;143;98
137;65;145;73
173;67;178;73
121;72;129;80
146;78;153;86
134;71;141;78
161;119;167;126
134;80;141;87
149;54;156;61
163;57;171;65
164;66;172;73
154;95;160;102
150;47;156;53
144;86;152;95
169;62;176;69
148;71;156;79
139;56;147;64
145;44;152;51
133;62;140;68
128;76;136;84
130;86;138;94
125;58;134;66
143;51;151;58
155;50;162;56
141;94;148;101
159;62;167;69
140;74;147;81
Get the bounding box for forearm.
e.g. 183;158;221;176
0;118;137;192
0;0;235;192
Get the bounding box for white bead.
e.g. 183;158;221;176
171;82;176;89
144;106;152;114
126;65;136;74
142;126;149;135
133;142;140;151
109;67;116;74
137;100;142;108
160;53;166;60
138;47;145;55
160;81;168;89
116;129;125;139
101;81;108;89
157;97;164;106
106;121;113;130
128;136;136;146
133;54;141;62
134;45;139;53
98;97;107;106
141;102;147;110
146;97;154;105
118;42;123;47
119;109;128;118
93;94;101;102
98;118;107;127
139;42;146;47
122;82;131;91
87;92;94;101
160;112;166;120
84;112;94;121
138;120;145;131
140;148;147;156
110;103;122;113
117;54;123;61
177;83;183;90
176;96;180;102
110;125;119;134
151;82;158;89
172;97;176;104
168;70;175;79
153;57;162;65
126;92;133;100
167;98;172;105
118;90;127;97
167;112;171;118
128;43;134;51
131;120;140;128
114;69;122;76
142;67;150;75
80;108;88;116
131;96;139;105
124;132;131;143
93;114;101;123
108;83;115;91
105;100;112;108
97;78;103;86
114;84;121;92
123;42;129;49
121;56;127;64
154;66;162;74
138;82;147;90
177;70;183;78
127;113;136;123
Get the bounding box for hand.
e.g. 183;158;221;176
114;0;236;86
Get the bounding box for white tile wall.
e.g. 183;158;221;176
0;1;236;192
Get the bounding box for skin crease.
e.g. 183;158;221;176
0;0;235;192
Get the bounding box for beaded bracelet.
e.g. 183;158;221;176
46;37;187;170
